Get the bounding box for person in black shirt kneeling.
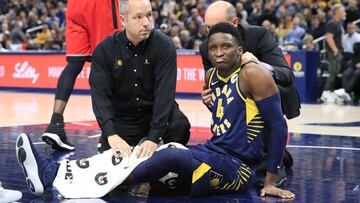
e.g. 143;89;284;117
90;0;190;158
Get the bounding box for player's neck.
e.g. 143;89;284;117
218;65;240;79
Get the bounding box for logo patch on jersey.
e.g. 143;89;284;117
159;172;179;189
230;74;238;84
144;59;151;64
211;80;219;86
208;170;223;189
76;159;90;169
95;172;108;185
114;59;123;69
112;155;123;166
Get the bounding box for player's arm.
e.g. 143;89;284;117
239;62;295;199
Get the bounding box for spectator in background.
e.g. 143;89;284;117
55;1;66;27
303;34;316;51
153;11;162;28
159;23;169;35
187;21;198;36
236;2;248;25
342;42;360;104
170;25;180;38
345;0;360;27
186;8;204;27
192;39;202;51
248;0;263;25
33;24;52;45
258;1;278;26
10;21;25;45
0;30;11;50
341;23;360;81
307;16;324;40
179;29;193;49
262;19;271;30
21;34;33;50
342;23;360;57
276;20;289;46
160;0;176;18
194;22;207;41
284;16;306;48
172;36;183;49
321;4;346;103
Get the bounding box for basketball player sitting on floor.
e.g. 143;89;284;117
15;23;295;199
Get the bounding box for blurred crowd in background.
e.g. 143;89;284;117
0;0;359;52
1;0;360;103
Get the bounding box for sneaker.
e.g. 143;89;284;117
334;88;352;103
42;122;75;151
16;133;54;195
0;182;22;202
321;90;337;103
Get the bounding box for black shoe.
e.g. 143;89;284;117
42;113;75;151
283;149;293;168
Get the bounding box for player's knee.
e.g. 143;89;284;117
156;147;190;169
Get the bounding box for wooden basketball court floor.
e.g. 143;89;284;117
0;91;359;202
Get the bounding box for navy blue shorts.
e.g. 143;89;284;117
189;144;256;197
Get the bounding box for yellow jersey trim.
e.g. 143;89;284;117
192;163;211;184
216;67;241;83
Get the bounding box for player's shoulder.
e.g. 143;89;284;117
239;62;270;83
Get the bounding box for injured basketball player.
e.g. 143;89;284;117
16;23;295;200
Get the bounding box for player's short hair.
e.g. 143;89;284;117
208;22;243;46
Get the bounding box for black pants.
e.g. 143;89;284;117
343;67;360;97
99;103;190;152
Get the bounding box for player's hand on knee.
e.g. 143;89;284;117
201;87;213;107
107;134;132;158
136;140;157;158
260;184;295;199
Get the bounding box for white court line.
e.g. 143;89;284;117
287;145;360;151
70;122;93;126
88;134;101;138
33;142;46;145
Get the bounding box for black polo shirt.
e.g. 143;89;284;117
89;30;177;143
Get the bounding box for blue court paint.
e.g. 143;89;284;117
1;124;359;202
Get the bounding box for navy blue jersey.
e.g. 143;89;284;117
205;68;266;164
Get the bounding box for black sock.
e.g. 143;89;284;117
51;113;64;124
